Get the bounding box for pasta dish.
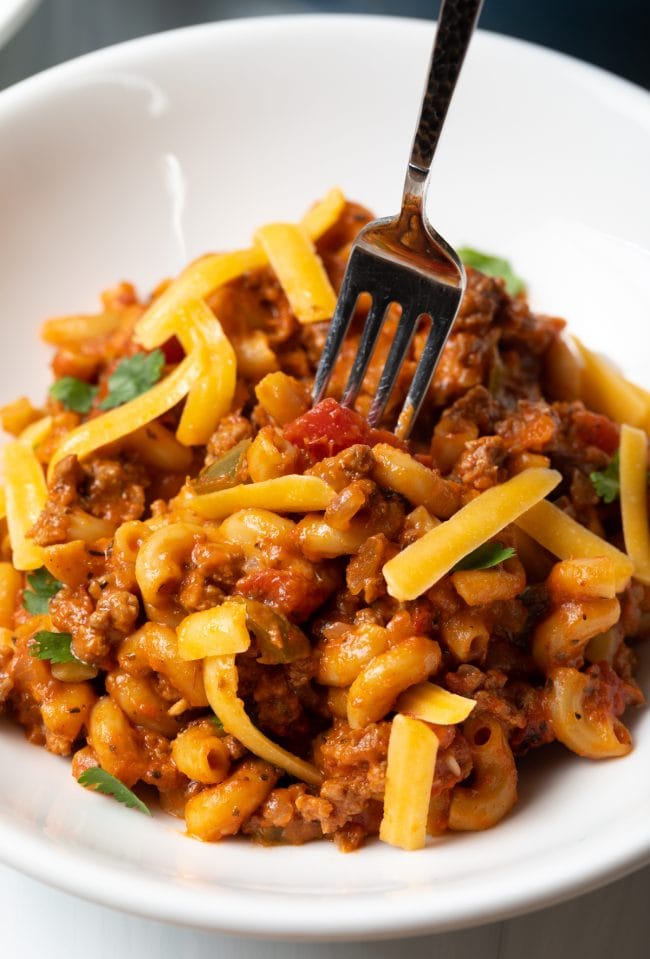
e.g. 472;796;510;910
0;190;648;851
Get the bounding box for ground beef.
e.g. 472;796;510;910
49;582;139;666
205;413;254;464
177;541;246;613
242;784;324;845
307;720;390;840
454;435;507;490
346;533;398;603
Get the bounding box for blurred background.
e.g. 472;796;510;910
1;0;649;92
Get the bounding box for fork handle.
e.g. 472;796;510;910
408;0;484;177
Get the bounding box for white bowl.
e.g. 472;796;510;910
0;14;649;941
0;0;39;47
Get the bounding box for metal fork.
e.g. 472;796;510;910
313;0;484;438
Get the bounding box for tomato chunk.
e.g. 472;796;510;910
283;398;372;462
283;398;405;463
572;409;619;455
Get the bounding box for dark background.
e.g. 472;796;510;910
1;0;649;93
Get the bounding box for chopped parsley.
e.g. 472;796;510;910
590;450;620;504
22;567;62;615
458;247;525;297
49;376;97;414
451;542;516;573
29;630;78;664
99;349;165;410
78;767;151;816
210;713;224;729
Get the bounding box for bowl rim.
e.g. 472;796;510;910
0;0;40;48
1;11;650;115
0;12;649;940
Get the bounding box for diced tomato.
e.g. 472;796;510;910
283;398;372;462
236;567;336;622
283;398;406;463
572;410;619;455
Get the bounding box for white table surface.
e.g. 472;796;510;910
1;3;649;955
1;860;649;956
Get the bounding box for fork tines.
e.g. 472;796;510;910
312;241;463;438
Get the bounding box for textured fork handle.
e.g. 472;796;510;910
409;0;484;175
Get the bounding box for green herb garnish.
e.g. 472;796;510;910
23;567;63;615
210;714;224;729
452;542;516;572
99;349;165;410
30;630;77;664
78;767;151;816
458;248;525;296
49;376;97;414
590;450;620;504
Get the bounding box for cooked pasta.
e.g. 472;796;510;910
0;192;647;853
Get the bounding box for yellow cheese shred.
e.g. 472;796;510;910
3;440;47;570
254;223;337;324
515;498;634;593
187;475;335;521
396;682;476;725
383;467;561;601
174;299;237;446
135;189;346;350
203;654;322;786
619;424;650;585
18;415;53;449
134;247;266;351
48;350;204;479
300;187;346;240
178;599;250;661
628;382;650;434
379;713;439;851
572;337;648;430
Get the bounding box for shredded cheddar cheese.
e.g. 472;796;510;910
254;223;337;324
178;600;250;660
135;189;346;350
187;475;335;521
300;187;346;239
48;350;204;478
134;248;267;351
379;713;439;850
572;337;648;430
515;498;634;593
174;299;237;446
619;424;650;585
397;682;476;725
383;468;561;601
18;415;53;449
3;440;47;570
203;654;322;786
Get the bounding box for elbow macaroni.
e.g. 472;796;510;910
2;191;646;855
